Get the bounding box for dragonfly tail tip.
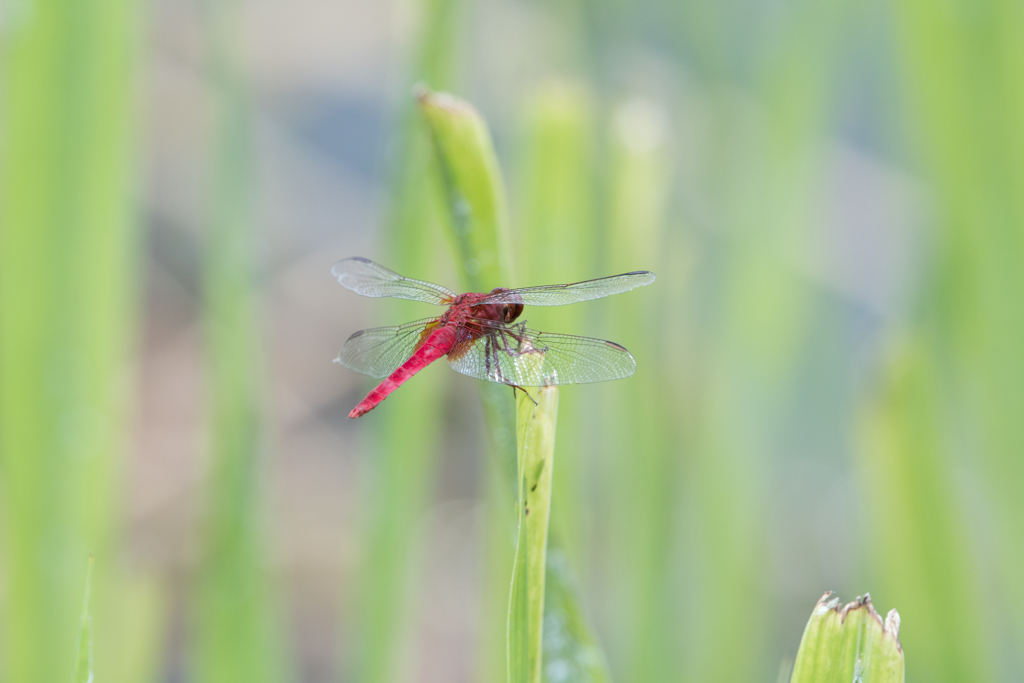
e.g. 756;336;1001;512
349;403;373;418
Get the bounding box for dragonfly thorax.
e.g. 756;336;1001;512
446;288;524;325
479;288;522;323
492;288;525;321
466;300;523;324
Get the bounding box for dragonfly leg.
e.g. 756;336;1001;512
482;333;508;384
500;322;541;358
518;321;550;354
512;385;538;406
490;339;507;384
484;335;493;380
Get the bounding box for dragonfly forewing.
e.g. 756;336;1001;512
476;271;656;307
332;257;456;305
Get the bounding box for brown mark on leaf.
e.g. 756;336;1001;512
815;591;903;653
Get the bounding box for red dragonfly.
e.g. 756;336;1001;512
333;257;656;418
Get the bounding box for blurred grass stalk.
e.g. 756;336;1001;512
195;0;284;680
675;6;850;678
603;97;675;681
883;0;1024;676
351;133;447;680
860;342;989;682
348;2;462;682
516;83;612;683
0;1;144;681
516;83;595;566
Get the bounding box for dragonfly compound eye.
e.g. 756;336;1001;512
503;303;524;323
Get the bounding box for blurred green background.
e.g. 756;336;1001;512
1;0;1022;681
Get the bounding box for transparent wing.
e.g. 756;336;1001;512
332;257;455;305
476;271;656;307
446;320;637;386
335;317;439;378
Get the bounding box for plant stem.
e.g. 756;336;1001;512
509;386;559;683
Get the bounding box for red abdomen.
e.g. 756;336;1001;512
348;326;457;418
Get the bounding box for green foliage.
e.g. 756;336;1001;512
350;4;460;683
790;593;904;683
194;0;285;681
667;6;854;677
416;87;519;501
509;386;559;683
540;551;611;683
885;2;1024;677
859;342;991;682
417;86;613;683
602;97;675;683
417;87;524;683
514;84;613;683
416;87;517;410
8;0;1024;681
516;83;594;563
516;82;595;289
0;0;142;679
417;87;515;292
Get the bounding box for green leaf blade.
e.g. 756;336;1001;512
509;385;559;683
416;87;515;292
790;593;904;683
541;549;611;683
0;0;143;679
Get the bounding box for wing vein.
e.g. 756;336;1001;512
332;257;455;305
